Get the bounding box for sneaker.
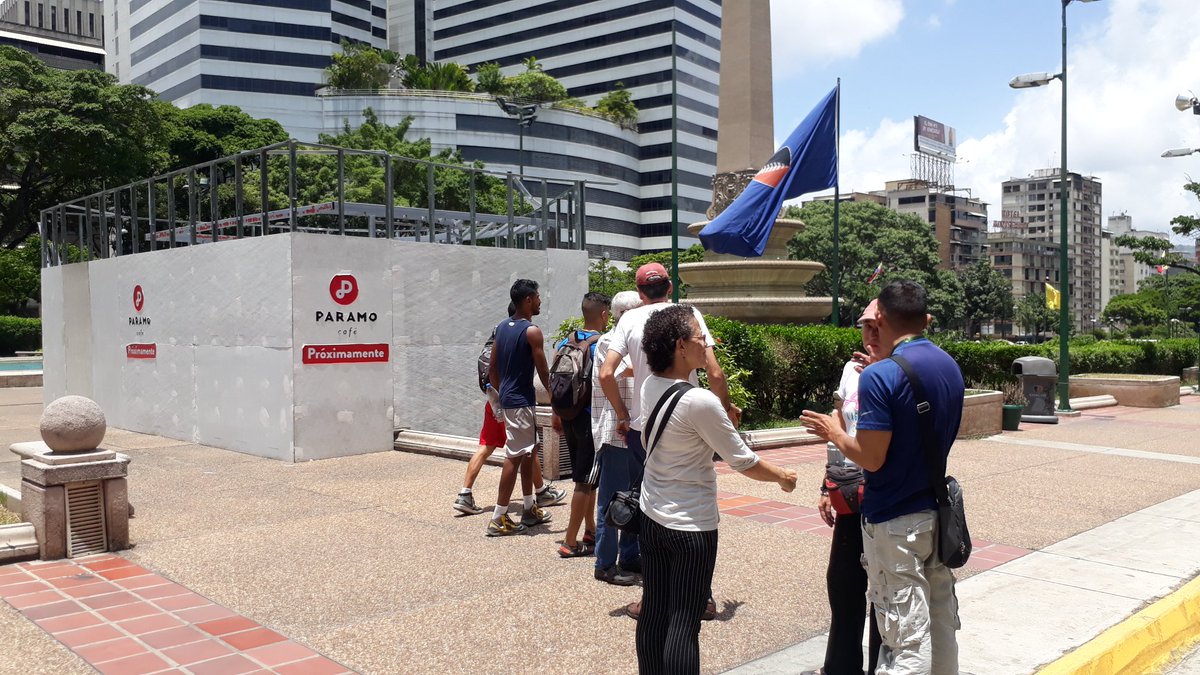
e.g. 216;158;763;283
453;492;485;516
536;484;567;507
521;506;553;527
618;558;641;575
486;514;527;537
594;565;639;587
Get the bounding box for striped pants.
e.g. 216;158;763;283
635;516;718;675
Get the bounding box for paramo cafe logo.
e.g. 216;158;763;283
304;272;388;365
126;283;155;359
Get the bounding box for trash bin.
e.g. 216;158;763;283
1011;356;1059;424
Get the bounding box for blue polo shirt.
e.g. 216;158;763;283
856;338;964;524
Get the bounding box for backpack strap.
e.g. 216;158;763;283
889;353;950;507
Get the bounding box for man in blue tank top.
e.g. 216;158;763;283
486;279;554;536
802;280;964;674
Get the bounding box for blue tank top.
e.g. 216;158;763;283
494;317;536;408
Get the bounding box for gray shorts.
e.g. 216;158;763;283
502;406;537;458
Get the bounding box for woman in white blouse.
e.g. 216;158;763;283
635;304;798;675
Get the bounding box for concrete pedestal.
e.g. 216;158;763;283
9;441;130;560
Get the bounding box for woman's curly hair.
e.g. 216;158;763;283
641;304;697;374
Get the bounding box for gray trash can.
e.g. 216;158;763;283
1011;356;1059;424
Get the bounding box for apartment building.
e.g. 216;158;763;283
999;169;1102;330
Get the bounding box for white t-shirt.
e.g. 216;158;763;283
829;360;861;468
606;303;715;431
639;375;760;531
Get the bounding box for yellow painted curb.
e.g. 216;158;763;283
1037;574;1200;675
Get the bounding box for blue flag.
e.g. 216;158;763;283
699;87;838;257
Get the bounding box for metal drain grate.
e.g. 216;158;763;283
66;482;107;557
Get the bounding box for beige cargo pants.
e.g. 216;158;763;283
862;509;960;675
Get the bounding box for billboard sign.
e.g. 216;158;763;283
914;116;956;160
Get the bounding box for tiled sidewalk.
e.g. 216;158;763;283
0;555;353;675
714;443;827;475
715;490;1030;572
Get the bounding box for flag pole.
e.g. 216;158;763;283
830;78;841;326
670;25;680;303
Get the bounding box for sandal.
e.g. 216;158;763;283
557;542;594;558
582;531;596;546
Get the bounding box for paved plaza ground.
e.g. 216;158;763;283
2;386;1200;674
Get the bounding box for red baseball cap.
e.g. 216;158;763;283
636;262;670;286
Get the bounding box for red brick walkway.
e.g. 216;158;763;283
0;555;353;675
715;490;1031;572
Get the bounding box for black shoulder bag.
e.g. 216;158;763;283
604;381;693;535
890;354;972;569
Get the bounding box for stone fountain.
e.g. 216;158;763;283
679;217;830;324
674;1;832;325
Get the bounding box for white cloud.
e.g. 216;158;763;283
957;0;1200;242
927;14;942;29
819;0;1200;245
770;0;904;77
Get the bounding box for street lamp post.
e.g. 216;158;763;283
1008;0;1102;412
496;97;538;178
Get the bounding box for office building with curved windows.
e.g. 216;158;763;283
106;0;721;259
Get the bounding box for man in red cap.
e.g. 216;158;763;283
597;262;738;617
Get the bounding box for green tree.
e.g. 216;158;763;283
506;70;569;103
284;109;522;217
1015;292;1056;339
587;245;706;298
959;259;1015;336
325;40;389;91
784;200;964;328
0;235;41;311
473;62;507;95
157;103;288;171
595;83;638;126
1101;293;1168;327
1116;180;1200;277
403;61;475;92
0;46;164;246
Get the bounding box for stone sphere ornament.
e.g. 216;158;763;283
40;395;107;453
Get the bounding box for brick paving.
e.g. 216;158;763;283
715;490;1031;572
0;555;353;675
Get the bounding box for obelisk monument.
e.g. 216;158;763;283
709;0;775;217
680;0;834;324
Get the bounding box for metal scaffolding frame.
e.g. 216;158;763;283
39;139;591;267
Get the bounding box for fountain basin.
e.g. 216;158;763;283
688;219;805;261
679;261;825;298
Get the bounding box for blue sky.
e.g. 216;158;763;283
767;0;1200;243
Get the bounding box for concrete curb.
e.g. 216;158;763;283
1036;574;1200;675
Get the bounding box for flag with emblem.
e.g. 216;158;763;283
698;87;839;257
867;261;884;284
1045;282;1060;310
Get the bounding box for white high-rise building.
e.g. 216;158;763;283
107;0;387;139
403;0;722;254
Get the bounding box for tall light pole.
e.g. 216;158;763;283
496;97;538;178
1009;0;1102;413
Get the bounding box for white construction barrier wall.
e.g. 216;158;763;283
41;233;588;461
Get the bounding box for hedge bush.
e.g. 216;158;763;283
0;316;40;355
704;314;1200;422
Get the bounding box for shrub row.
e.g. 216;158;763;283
704;315;1200;421
0;316;41;356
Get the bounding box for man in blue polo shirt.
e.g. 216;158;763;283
802;280;964;674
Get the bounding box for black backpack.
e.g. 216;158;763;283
477;329;496;393
549;331;600;420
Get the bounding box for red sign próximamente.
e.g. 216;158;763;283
302;343;389;364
